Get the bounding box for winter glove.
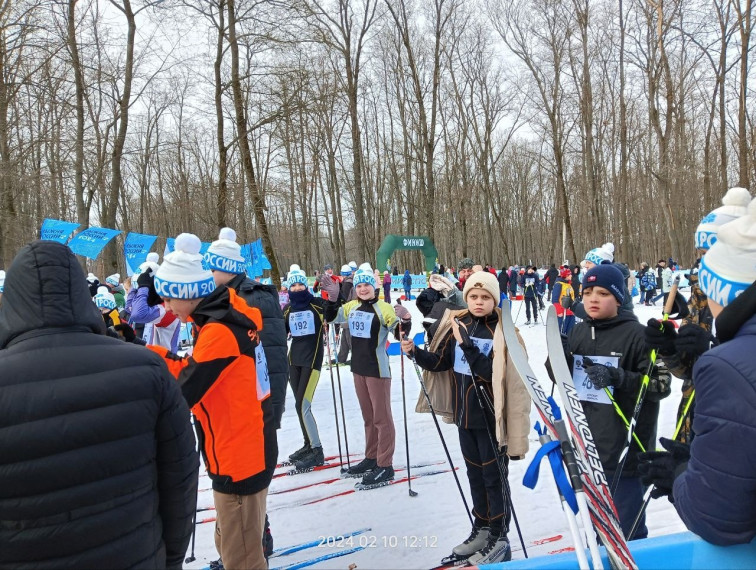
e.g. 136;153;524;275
429;274;453;294
136;271;154;290
455;320;472;348
646;362;672;401
582;356;627;390
675;324;715;361
320;275;341;301
644;318;678;355
114;323;146;345
637;437;690;502
560;295;573;309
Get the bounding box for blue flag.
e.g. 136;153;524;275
67;227;122;259
40;219;80;244
124;232;158;275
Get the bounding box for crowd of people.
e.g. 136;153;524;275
1;186;755;569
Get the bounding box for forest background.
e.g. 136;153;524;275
0;0;754;284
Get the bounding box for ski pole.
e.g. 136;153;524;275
332;326;351;471
474;382;528;558
323;323;344;469
610;275;680;493
185;415;199;563
408;353;473;525
400;333;418;497
533;427;590;570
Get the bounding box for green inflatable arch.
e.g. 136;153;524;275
376;235;438;273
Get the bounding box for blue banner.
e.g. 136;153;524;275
40;218;80;244
391;274;428;289
164;238;175;256
124;232;158;275
67;227;122;259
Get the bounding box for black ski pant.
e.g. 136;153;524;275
524;296;538;321
458;426;510;536
289;364;322;448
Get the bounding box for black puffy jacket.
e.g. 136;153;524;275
565;310;658;476
228;273;288;429
0;241;199;570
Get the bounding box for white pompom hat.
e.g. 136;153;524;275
584;243;615;266
695;187;751;251
205;227;246;274
698;198;756;308
154;233;216;299
93;285;116;311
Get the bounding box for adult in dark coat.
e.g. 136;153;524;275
545;263;559;294
497;266;510;300
0;240;198;570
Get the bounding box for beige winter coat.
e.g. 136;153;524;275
414;307;532;458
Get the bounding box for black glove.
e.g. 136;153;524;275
136;271;153;289
644;318;677;355
455;320;472;348
114;323;146;345
637;437;690;501
560;295;573;309
675;324;715;361
582;356;627;390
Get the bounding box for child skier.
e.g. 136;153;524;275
282;269;339;469
562;264;668;539
401;271;531;564
552;267;576;334
520;265;540;324
335;267;403;487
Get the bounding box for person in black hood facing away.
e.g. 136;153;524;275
0;240;198;570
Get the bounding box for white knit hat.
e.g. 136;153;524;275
0;269;5;293
359;262;373;272
138;260;160;276
289;264;301;273
348;261;358;271
205;227;246;274
93;285;116;311
584;242;615;266
154;233;216;299
146;252;159;263
340;264;352;276
353;268;376;288
462;270;500;302
288;269;308;289
105;273;120;287
695;187;752;250
86;272;99;284
699;198;756;307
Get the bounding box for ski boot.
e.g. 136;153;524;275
293;446;325;472
342;457;377;479
288;443;311;463
356;465;394;489
467;533;511;565
451;525;490;558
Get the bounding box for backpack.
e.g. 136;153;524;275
641;271;656;291
558;282;574;306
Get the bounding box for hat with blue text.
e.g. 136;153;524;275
154;233;216;299
695;187;751;251
206;227;246;274
698;198;756;308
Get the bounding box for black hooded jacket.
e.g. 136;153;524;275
0;241;199;570
228;273;288;429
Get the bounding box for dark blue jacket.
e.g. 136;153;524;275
673;291;756;546
403;271;412;289
520;271;540;298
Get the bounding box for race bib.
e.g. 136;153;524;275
453;337;494;376
289;310;315;337
255;343;271;400
572;355;619;405
349;310;375;338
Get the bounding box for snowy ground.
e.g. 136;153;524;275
185;295;687;570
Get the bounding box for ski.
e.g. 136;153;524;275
276;452;359;470
267;468;455;512
431;534;565;569
499;302;635;569
270;527;371;559
543;305;637;569
269;546;365;570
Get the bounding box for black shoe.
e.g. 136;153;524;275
361;465;394;486
209;559;224;570
346;457;377;477
288;443;311;462
294;446;325;470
